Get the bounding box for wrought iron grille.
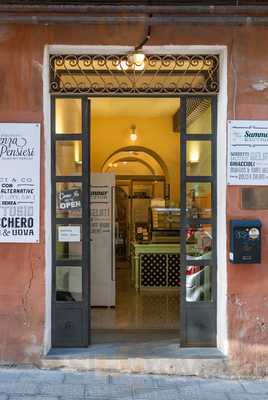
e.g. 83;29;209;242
50;54;219;95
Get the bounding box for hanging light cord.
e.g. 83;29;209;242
135;13;152;51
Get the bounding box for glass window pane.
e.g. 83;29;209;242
186;97;212;134
56;141;82;176
186;224;212;260
56;225;82;260
186;141;211;176
56;266;82;302
56;182;82;218
186;265;212;302
55;98;82;134
186;182;211;218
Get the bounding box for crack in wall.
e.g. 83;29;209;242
21;248;34;328
228;293;248;320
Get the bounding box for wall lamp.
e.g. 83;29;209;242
118;51;145;71
118;13;151;71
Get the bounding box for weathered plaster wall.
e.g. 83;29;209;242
0;22;267;373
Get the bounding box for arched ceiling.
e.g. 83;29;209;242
105;156;156;175
102;148;166;176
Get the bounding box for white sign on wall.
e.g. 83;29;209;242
0;123;40;242
58;226;81;242
228;120;268;185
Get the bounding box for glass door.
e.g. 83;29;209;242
51;96;90;347
180;96;217;346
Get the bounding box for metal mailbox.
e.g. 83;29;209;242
230;220;261;264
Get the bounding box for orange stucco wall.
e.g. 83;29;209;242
0;22;268;373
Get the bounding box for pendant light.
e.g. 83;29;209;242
130;125;138;142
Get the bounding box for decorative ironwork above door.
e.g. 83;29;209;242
50;54;219;95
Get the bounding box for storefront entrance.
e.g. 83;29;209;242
90;99;181;344
50;53;218;348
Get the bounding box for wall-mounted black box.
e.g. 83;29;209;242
230;220;261;264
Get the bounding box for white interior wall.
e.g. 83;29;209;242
44;45;228;355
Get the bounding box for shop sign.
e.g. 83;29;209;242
0;123;40;243
57;188;82;211
228;120;268;185
58;226;80;242
90;186;110;203
90;185;111;235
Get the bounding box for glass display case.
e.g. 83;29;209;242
150;207;180;243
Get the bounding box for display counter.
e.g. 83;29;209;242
130;207;209;291
131;242;181;291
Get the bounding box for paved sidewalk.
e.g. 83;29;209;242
0;367;267;399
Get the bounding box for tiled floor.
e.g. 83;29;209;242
91;260;180;334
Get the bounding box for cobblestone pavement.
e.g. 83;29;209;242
0;368;267;399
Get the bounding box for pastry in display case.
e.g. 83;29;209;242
134;222;150;243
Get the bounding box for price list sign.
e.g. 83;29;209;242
90;186;110;236
0;123;40;243
228;120;268;185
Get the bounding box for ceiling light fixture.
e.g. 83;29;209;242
130;125;138;142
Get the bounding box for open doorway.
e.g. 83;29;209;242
52;94;216;348
90;98;180;343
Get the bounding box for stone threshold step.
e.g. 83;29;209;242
40;347;227;375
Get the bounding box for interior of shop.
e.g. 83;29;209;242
90;98;181;342
55;96;212;344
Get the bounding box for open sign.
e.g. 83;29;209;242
57;189;82;211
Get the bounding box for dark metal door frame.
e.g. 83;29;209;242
51;95;90;347
50;93;217;347
180;96;217;346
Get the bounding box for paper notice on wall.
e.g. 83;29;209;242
228;120;268;185
58;226;81;242
0;123;40;242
